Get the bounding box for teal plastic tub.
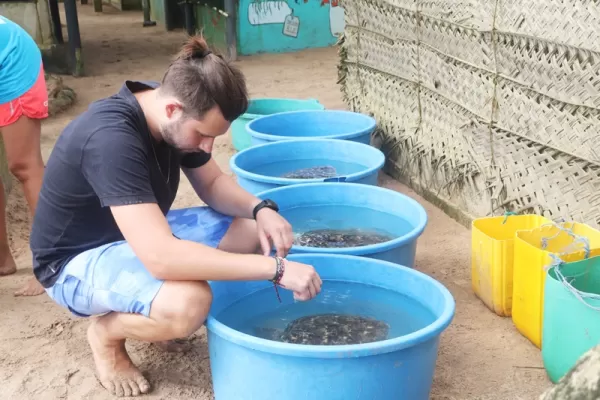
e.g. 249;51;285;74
231;98;324;151
542;255;600;383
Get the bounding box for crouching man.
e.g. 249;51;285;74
30;35;322;397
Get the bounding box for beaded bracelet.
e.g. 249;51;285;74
270;256;286;303
271;256;285;283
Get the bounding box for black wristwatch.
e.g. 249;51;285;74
253;199;279;219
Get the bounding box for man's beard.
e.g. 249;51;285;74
159;120;194;153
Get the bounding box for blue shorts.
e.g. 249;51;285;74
45;206;234;318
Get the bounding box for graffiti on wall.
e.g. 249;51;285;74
239;0;345;55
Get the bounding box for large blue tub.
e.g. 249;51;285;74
246;110;377;147
256;182;428;267
206;253;455;400
230;138;386;194
231;98;325;151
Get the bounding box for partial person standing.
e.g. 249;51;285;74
0;15;48;296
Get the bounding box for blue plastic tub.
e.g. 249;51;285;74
206;253;455;400
246;110;377;147
230;138;386;194
231;98;325;151
256;182;427;267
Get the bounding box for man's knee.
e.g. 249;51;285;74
151;280;213;338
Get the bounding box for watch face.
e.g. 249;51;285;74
253;199;279;219
264;199;279;211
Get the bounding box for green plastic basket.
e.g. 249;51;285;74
542;253;600;383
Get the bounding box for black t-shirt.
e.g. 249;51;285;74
30;80;211;288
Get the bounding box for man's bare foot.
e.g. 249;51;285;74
14;276;45;297
88;320;151;397
153;338;192;353
0;250;16;276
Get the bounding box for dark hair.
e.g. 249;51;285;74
160;35;248;122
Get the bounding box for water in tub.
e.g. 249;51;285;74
250;159;364;179
217;280;436;345
216;206;429;345
286;205;409;248
280;165;338;179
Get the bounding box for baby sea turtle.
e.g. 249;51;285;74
254;314;390;345
280;165;338;179
294;228;394;248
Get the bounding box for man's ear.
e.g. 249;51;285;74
165;102;184;119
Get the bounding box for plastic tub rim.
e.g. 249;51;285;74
205;253;455;358
246;110;377;142
239;97;324;120
229;138;386;185
255;182;428;255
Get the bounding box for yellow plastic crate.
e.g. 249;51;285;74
511;221;600;349
471;214;552;317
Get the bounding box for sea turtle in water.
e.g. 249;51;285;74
294;228;394;248
281;165;338;179
254;314;389;345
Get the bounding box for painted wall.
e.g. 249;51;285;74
237;0;345;55
0;0;54;47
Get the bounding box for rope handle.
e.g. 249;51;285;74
501;211;517;225
538;220;591;259
546;254;600;311
499;212;590;258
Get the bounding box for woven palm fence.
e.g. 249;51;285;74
338;0;600;229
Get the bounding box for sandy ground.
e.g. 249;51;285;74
0;5;553;400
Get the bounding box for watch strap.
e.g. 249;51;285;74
253;199;279;219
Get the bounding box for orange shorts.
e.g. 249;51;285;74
0;65;49;127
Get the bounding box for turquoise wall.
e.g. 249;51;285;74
237;0;345;55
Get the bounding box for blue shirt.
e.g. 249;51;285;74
0;15;42;105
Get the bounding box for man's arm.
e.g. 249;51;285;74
182;157;261;219
110;202;276;281
80;127;275;282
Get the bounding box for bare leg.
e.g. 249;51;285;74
88;280;212;397
3;116;44;214
217;217;261;254
88;216;262;396
2;115;46;296
152;217;261;353
0;179;16;276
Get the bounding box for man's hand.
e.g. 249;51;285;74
279;259;322;301
255;208;294;257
